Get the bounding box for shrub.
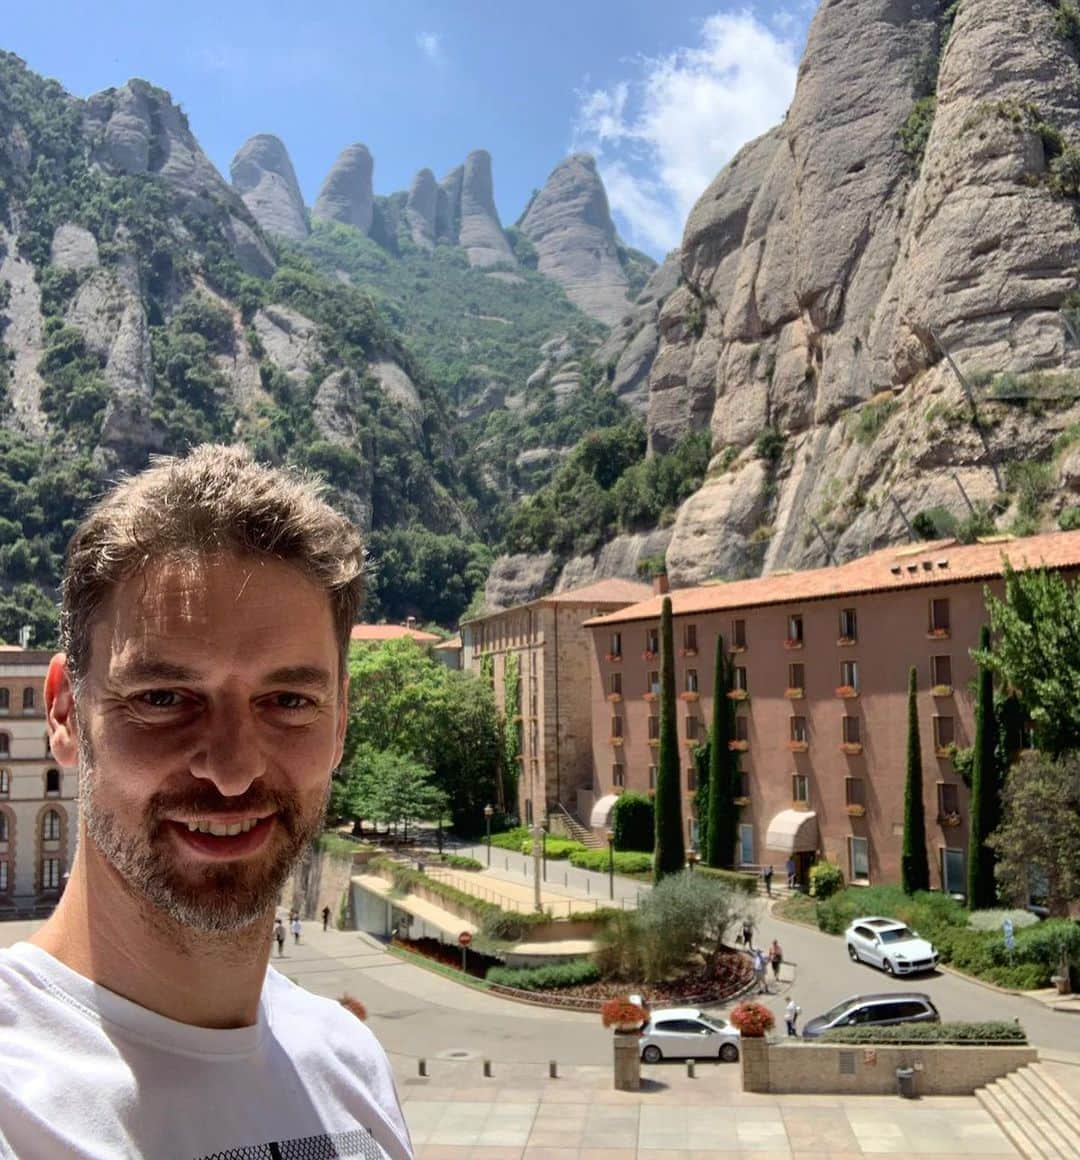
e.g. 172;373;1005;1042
848;399;896;445
1051;145;1080;197
443;854;483;871
822;1021;1026;1045
612;792;655;852
489;826;531;852
900;96;937;166
730;1001;775;1037
808;861;844;900
542;837;588;860
1059;505;1080;531
754;427;784;463
569;848;653;874
966;908;1039;933
486;958;600;991
478;908;553;941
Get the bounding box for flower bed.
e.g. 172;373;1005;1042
392;935;501;979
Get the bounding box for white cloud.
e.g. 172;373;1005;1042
416;31;441;61
573;8;803;255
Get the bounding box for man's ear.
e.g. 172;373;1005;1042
45;654;80;768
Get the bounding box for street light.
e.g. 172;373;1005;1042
605;828;616;900
687;844;699;874
483;804;494;866
532;824;544;913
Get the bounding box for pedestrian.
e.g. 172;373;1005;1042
763;864;774;897
322;905;331;932
291;916;302;945
769;939;783;982
786;857;796;889
785;997;802;1037
753;948;768;994
741;919;754;949
0;445;412;1157
273;919;286;957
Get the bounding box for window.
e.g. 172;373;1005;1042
845;777;866;807
647;670;660;695
0;769;8;795
41;858;61;890
734;716;749;742
933;716;955;751
42;810;61;841
929;598;950;634
648;765;657;789
792;774;809;803
839;608;857;641
647;716;660;741
22;687;35;711
786;614;803;645
45;768;60;796
0;814;6;841
608;632;622;659
612;763;625;787
738;823;754;865
685;668;699;693
931;655;952;688
0;734;8;758
840;660;859;692
732;666;748;692
731;619;747;649
685;716;701;741
687;766;697;791
937;782;959;818
0;861;6;891
645;628;659;655
848;836;870;882
941;847;965;895
682;624;698;652
610;716;623;739
0;689;7;711
525;798;533;825
842;716;862;745
609;671;622;697
738;771;749;798
789;716;808;743
788;662;805;691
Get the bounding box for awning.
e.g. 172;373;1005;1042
589;794;619;828
765;809;819;854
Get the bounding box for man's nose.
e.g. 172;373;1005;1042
189;699;267;796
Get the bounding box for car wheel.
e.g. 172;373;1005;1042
641;1045;662;1064
883;958;895;976
847;943;860;963
720;1043;739;1063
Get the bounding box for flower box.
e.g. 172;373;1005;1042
792;800;811;811
642;650;657;661
783;639;804;650
733;795;751;806
840;742;863;755
845;803;866;817
927;627;951;639
727;689;749;701
642;692;658;702
932;684;953;697
938;811;961;827
837;635;857;646
609;737;624;747
787;740;809;752
605;652;623;663
679;690;700;702
601;997;648;1032
648;738;660;748
835;685;858;699
784;687;804;700
606;693;623;703
729;644;747;653
935;746;953;759
730;1001;775;1038
679;648;698;658
728;739;749;752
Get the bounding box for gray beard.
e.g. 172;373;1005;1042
76;731;328;934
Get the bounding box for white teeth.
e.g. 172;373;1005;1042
184;818;261;836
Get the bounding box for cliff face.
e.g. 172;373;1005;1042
230;134;308;241
313;143;375;232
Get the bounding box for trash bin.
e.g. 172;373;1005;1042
896;1067;916;1099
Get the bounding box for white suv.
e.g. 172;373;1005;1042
845;916;939;975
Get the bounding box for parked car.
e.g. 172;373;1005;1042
638;1007;741;1063
802;992;940;1039
845;916;940;975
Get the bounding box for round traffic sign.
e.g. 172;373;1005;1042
458;931;473;947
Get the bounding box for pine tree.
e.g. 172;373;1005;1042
653;596;685;880
967;624;1000;907
902;665;931;893
706;633;738;868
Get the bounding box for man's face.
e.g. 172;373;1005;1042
67;552;347;933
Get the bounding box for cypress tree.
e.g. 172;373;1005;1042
902;665;931;893
653;596;685;880
706;633;738;868
967;625;1000;907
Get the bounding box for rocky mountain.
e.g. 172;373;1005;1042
230;134;308;242
313;142;375;232
480;0;1080;609
445;149;517;269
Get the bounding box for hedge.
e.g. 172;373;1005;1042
695;865;759;896
821;1021;1027;1045
488;828;588;860
442;854;483;871
485;958;600;991
568;848;653;874
612;792;654;852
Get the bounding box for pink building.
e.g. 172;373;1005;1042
585;532;1080;892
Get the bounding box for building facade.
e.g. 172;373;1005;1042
585;532;1080;891
0;647;77;915
462;580;653;827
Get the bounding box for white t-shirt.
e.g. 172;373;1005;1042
0;942;413;1159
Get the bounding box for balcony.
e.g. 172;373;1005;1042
783;638;804;650
679;648;698;658
733;795;751;806
648;738;660;749
935;745;953;759
837;636;857;647
729;643;747;654
604;652;622;663
786;740;809;753
784;687;804;700
642;692;658;703
609;736;624;747
606;693;622;703
931;684;953;698
727;689;749;701
835;685;859;699
937;811;961;827
679;691;699;702
927;627;951;640
845;803;867;818
840;742;864;755
728;739;749;752
642;650;658;661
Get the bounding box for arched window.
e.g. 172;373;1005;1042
41;810;61;842
0;689;9;711
45;769;60;796
0;769;8;795
22;687;35;711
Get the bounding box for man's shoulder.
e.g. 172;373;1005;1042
264;970;383;1056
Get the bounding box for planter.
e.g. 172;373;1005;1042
791;801;810;811
642;651;657;661
606;693;622;703
927;628;951;639
783;639;803;650
935;747;953;760
938;812;961;827
846;804;866;818
679;691;700;702
605;653;622;662
728;740;749;752
784;687;804;700
840;743;863;755
734;796;751;806
786;740;809;752
728;690;749;701
932;685;953;697
729;644;747;654
648;739;660;749
740;1036;770;1093
837;636;857;647
609;737;624;747
612;1033;641;1091
835;686;858;699
642;692;658;702
679;648;698;658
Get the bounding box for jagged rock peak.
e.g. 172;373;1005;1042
230;134;308;241
519;152;630;326
405;168;438;248
447;149;516;269
313;143;375;234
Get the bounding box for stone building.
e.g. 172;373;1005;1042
461;580;653;828
584;531;1080;890
0;647;77;914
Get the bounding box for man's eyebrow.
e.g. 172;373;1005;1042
110;659;202;686
262;665;335;691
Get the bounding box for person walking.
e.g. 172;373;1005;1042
785;998;802;1037
291;916;302;945
741;919;754;950
763;864;774;897
273;919;286;958
322;906;331;932
753;948;768;994
786;857;796;889
770;939;783;983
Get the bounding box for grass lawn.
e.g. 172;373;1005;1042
773;893;818;927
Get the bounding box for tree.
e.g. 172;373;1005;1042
653;597;685;880
975;562;1080;756
611;792;654;852
337;744;447;840
967;625;1001;907
902;666;930;893
705;633;739;868
987;752;1080;917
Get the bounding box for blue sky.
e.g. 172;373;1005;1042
5;2;816;258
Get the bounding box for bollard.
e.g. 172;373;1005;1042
418;1059;427;1077
549;1060;558;1079
483;1059;493;1078
686;1059;695;1079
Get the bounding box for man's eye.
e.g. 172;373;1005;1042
138;690;184;709
271;693;314;711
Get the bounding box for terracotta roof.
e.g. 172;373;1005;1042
349;624;442;643
584;530;1080;627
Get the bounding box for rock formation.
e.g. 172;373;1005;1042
518;154;632;325
313;143;375;233
230;134;308;241
404;168;438;248
439;150;516;268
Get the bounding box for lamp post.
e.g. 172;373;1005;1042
532;824;544;913
687;845;699;873
605;828;616;900
483;804;494;867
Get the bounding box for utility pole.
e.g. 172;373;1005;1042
809;517;838;566
532;824;543;913
951;472;978;517
930;327;1003;492
890;496;918;542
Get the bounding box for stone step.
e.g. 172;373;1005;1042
976;1085;1053;1160
1029;1063;1080;1140
1008;1065;1080;1154
979;1067;1080;1159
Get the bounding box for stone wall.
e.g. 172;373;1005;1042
741;1040;1037;1096
285;844;361;924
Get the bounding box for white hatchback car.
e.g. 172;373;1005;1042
845;916;940;975
638;1008;741;1063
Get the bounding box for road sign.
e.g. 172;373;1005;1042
1003;918;1015;952
458;931;473;947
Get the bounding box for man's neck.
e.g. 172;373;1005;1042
30;845;273;1029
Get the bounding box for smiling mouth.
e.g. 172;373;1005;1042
184;817;264;836
165;814;276;858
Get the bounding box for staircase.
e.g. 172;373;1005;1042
549;803;605;849
976;1063;1080;1158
